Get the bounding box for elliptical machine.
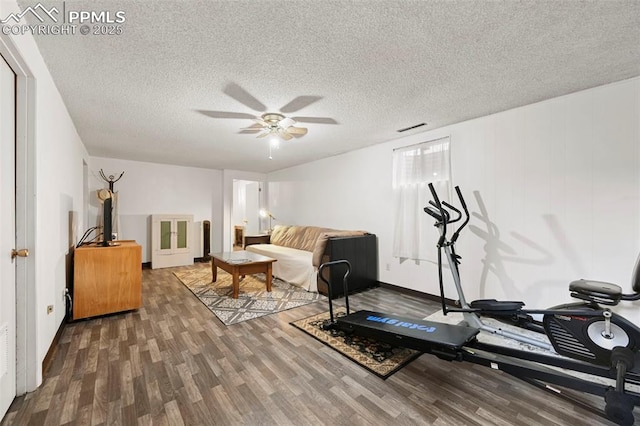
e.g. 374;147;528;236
425;183;640;424
320;183;640;425
425;185;640;364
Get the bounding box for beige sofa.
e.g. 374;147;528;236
245;225;378;295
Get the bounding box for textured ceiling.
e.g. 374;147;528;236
20;0;640;173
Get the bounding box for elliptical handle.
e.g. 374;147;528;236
425;200;451;223
442;201;462;223
455;186;469;214
428;183;447;247
451;186;470;243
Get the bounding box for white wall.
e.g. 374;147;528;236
268;77;640;323
0;0;89;388
35;80;88;374
89;157;223;262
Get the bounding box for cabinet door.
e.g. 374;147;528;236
158;219;173;254
73;242;142;320
151;214;194;269
173;218;191;254
157;218;191;253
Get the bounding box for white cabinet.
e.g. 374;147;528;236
151;214;193;269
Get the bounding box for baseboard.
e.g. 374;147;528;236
143;258;209;269
42;318;66;377
378;281;457;306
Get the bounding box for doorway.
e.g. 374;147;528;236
0;36;38;416
0;53;16;420
231;180;264;249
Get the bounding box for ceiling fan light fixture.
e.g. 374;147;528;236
261;113;285;124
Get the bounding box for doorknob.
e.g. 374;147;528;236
11;248;29;259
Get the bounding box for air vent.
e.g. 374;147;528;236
397;123;427;133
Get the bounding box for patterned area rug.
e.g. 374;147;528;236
174;267;324;326
291;309;422;379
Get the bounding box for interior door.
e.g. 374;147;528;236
245;182;259;234
0;55;17;419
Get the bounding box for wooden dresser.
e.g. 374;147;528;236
73;240;142;320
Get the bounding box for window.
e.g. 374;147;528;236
392;136;450;260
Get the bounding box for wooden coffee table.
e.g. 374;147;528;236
210;251;277;299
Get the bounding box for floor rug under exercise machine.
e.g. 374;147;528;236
291;309;423;379
174;265;325;326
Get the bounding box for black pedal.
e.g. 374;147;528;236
470;299;525;312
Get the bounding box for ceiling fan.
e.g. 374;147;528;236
197;83;338;141
242;113;308;141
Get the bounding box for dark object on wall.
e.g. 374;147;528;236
203;220;211;261
102;197;112;247
318;234;378;297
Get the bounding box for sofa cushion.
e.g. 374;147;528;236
270;225;332;252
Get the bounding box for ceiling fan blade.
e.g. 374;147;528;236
239;129;262;134
277;128;293;140
291;116;339;124
256;131;270;138
278;117;295;129
197;110;257;120
253;118;269;127
286;126;308;135
280;96;323;113
223;83;266;112
243;122;263;129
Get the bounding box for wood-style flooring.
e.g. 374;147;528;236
2;262;634;425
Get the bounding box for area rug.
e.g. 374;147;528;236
174;267;325;326
291;309;422;379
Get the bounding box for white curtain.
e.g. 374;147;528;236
392;137;451;260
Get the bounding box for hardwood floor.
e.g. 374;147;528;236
2;262;633;425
